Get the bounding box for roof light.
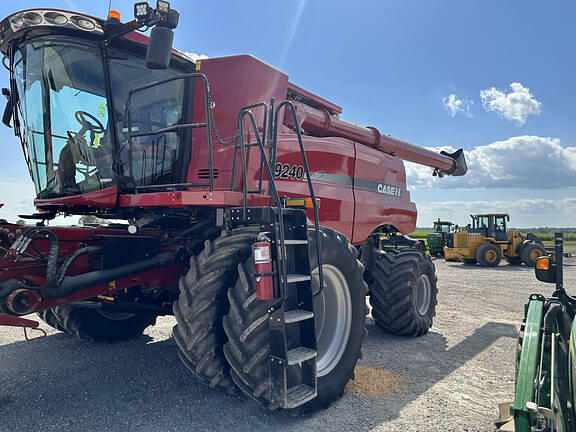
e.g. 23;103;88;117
10;16;24;28
70;15;96;30
157;1;170;15
22;12;42;25
108;10;121;21
134;2;151;20
44;12;68;25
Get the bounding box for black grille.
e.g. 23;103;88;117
197;168;219;179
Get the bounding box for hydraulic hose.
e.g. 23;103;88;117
44;251;174;300
22;228;59;293
57;246;102;285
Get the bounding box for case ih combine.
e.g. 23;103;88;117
0;2;466;412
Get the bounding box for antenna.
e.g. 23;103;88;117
108;0;112;16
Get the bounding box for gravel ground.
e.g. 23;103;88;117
0;258;575;432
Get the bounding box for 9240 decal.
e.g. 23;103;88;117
274;163;305;180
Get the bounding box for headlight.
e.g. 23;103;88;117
70;15;96;31
22;12;42;25
44;12;68;25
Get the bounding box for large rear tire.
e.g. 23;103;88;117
52;305;156;342
521;243;546;267
173;227;259;392
223;227;368;412
368;248;437;337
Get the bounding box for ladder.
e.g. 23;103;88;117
229;100;323;409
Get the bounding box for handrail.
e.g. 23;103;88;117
126;73;215;192
237;108;288;295
230;102;268;196
272;100;324;297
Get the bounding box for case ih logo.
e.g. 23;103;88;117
377;183;402;197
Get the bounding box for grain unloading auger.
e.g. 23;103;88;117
0;1;466;412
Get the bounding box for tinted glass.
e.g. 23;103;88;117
109;54;187;189
14;41;113;197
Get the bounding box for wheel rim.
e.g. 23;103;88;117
312;264;352;377
530;249;541;261
96;310;136;320
415;274;432;315
485;250;497;262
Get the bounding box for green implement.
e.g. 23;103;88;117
497;233;576;431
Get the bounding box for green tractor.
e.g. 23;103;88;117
497;233;575;431
426;219;455;256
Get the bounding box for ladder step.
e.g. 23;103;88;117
283;239;308;245
286;384;317;409
284;309;314;324
287;347;317;365
286;274;311;283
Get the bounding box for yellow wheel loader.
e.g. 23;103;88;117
444;214;545;267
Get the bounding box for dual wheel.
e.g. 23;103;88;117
174;226;368;411
173;226;437;412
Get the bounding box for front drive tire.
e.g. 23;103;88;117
173;227;259;392
222;227;368;412
368;248;437;337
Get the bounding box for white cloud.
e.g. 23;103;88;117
442;93;473;118
406;136;576;190
182;52;209;62
480;82;541;125
0;180;78;226
417;198;576;228
0;180;36;222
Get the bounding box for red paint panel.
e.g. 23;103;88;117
187;55;289;192
352;144;417;243
118;190;270;208
273;135;355;239
34;186;118;209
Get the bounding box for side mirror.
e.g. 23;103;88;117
2;99;12;128
146;26;174;69
145;7;180;69
2;87;12;128
535;256;556;284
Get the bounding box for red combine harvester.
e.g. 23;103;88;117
0;2;467;411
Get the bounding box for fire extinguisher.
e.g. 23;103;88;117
253;233;275;300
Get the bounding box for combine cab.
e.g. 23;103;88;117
0;2;467;412
444;213;545;267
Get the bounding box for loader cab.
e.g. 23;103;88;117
470;214;509;241
0;4;193;211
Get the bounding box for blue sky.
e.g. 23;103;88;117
0;0;574;227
